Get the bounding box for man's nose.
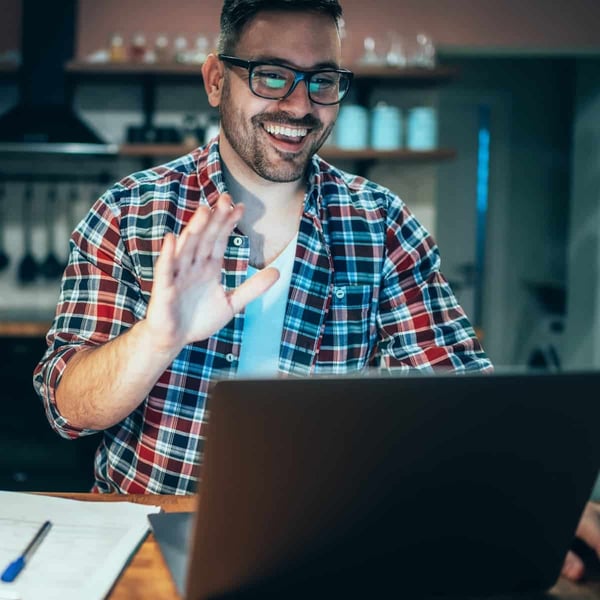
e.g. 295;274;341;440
278;78;313;115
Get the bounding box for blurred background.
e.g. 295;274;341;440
0;0;598;491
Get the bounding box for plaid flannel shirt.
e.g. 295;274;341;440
34;139;492;494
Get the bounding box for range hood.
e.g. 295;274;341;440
0;0;114;154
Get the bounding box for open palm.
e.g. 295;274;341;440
146;193;279;352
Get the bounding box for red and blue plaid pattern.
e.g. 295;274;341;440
34;139;491;494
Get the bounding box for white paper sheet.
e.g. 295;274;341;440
0;492;161;600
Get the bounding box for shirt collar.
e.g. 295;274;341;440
304;153;324;216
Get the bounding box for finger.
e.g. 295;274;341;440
575;502;600;555
209;203;244;261
154;233;176;288
176;205;211;274
561;550;585;581
228;267;280;314
194;194;238;261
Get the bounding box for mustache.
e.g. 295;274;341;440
253;112;322;129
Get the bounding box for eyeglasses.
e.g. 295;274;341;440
218;54;353;106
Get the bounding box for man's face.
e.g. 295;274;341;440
218;10;342;183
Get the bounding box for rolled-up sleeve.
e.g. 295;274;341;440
376;196;492;373
33;189;149;439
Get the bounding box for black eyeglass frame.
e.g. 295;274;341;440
218;54;354;106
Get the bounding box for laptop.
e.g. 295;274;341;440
149;371;600;599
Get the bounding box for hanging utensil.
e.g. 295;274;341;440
40;184;65;280
63;183;79;259
17;183;39;285
0;182;10;272
66;184;77;233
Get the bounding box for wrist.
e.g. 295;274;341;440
132;319;183;363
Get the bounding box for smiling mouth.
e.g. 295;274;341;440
262;123;310;142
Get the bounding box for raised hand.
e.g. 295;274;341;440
146;193;279;353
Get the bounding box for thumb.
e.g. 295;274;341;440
561;549;585;581
575;502;600;555
154;233;176;288
228;267;280;314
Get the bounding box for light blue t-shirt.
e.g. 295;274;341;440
236;234;298;376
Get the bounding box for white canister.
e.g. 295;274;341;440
406;107;438;150
204;120;220;144
335;104;369;150
370;103;402;150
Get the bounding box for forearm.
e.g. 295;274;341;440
55;319;181;430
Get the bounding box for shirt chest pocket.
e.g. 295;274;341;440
317;284;373;371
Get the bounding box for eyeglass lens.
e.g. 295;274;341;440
250;65;349;104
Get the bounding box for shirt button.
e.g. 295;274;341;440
232;236;243;247
334;287;346;299
225;353;236;363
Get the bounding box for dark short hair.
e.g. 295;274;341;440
218;0;343;54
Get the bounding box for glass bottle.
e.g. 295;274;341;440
130;33;147;63
109;33;127;62
155;34;170;63
174;36;188;63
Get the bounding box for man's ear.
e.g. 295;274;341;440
202;54;225;107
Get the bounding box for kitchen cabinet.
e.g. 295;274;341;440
0;335;98;491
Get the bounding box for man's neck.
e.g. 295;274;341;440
220;146;305;268
218;136;306;213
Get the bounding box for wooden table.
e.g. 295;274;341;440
51;493;600;600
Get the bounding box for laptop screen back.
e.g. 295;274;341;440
186;371;600;599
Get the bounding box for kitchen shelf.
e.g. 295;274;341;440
0;142;118;155
351;64;458;82
0;143;456;161
0;321;50;337
119;143;195;157
66;60;203;77
118;143;456;161
65;60;458;82
320;147;456;161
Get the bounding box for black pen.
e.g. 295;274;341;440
1;520;53;583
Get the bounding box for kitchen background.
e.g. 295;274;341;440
0;0;599;490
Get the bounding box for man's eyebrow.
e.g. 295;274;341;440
251;55;341;70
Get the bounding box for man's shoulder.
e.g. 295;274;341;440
112;146;206;196
313;154;403;212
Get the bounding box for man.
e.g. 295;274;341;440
33;0;598;580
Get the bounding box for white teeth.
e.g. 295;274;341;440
264;124;308;138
